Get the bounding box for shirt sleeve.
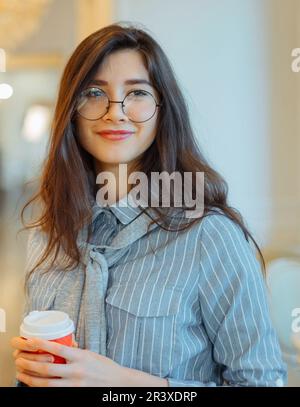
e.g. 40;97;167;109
168;213;287;387
21;227;47;316
22;227;67;315
15;228;46;387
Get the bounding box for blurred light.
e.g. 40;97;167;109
0;83;13;99
22;104;51;143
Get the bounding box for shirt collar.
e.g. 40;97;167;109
92;191;145;225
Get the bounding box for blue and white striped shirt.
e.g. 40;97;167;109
23;198;287;387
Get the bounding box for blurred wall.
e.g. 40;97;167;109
76;0;113;42
0;70;59;189
0;0;77;191
0;0;299;253
111;0;300;254
268;0;300;255
0;0;299;387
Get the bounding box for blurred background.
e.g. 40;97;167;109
0;0;299;386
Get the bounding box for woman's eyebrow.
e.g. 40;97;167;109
90;79;153;86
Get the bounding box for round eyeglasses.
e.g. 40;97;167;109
76;87;161;123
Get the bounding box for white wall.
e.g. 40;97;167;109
112;0;300;251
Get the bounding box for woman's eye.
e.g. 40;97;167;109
84;88;105;98
130;90;149;97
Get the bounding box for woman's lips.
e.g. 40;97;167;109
96;130;135;141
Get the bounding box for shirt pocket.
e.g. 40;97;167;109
105;282;182;377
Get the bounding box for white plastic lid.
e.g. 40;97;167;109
20;310;74;340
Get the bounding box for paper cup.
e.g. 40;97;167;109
20;310;75;364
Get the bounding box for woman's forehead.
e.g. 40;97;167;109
94;49;149;82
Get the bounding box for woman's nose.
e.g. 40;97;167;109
102;101;129;122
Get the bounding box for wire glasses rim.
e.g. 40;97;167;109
76;87;162;123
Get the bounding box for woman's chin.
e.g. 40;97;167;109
94;156;137;167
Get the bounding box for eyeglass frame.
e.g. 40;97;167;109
76;87;162;123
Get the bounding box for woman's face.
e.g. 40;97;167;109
76;49;159;171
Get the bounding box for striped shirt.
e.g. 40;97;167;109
23;197;287;387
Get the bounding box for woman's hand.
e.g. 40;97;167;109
11;337;126;387
11;336;78;378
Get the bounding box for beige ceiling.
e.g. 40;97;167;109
0;0;76;56
1;0;113;70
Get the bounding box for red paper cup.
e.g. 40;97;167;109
20;310;75;364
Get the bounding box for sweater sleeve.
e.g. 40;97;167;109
168;214;287;387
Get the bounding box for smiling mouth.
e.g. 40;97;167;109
96;131;135;141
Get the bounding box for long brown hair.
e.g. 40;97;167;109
21;23;265;278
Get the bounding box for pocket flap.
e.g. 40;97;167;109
106;283;182;317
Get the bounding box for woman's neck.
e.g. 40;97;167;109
94;161;137;203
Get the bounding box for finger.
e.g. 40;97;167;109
15;358;73;379
16;372;69;387
15;352;54;363
13;349;20;359
10;337;39;352
16;366;52;378
29;338;79;362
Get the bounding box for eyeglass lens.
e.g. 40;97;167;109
77;88;158;122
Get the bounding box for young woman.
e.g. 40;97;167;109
11;24;286;387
